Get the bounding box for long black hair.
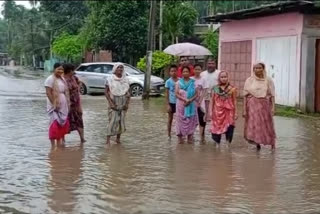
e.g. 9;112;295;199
63;63;76;74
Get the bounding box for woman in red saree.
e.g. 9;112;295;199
243;62;276;151
211;71;237;145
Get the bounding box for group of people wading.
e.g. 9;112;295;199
165;57;276;150
44;58;276;151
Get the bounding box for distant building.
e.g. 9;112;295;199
205;0;320;113
194;23;220;37
84;50;112;63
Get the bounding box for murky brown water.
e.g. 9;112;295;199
1;66;320;214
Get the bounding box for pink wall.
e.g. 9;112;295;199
218;12;304;69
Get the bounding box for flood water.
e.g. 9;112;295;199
0;66;320;214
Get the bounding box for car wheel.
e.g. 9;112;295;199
79;82;87;95
130;84;143;97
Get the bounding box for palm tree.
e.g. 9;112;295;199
162;2;198;44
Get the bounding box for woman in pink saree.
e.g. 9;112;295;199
243;62;276;151
211;71;237;145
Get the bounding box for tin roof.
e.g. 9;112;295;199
204;1;319;23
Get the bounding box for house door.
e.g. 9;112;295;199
220;41;252;97
315;40;320;112
256;36;298;106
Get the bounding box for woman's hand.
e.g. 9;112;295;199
271;107;275;116
109;102;117;110
123;104;129;111
54;104;60;111
184;99;191;106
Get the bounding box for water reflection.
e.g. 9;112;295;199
238;152;276;214
48;146;84;213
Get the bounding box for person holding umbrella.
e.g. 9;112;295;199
177;56;194;78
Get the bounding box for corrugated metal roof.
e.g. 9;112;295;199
203;1;317;23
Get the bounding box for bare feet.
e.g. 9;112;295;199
106;136;111;144
256;144;261;151
116;134;121;144
50;139;55;147
81;138;86;144
271;145;275;150
200;138;206;145
187;140;193;144
187;135;194;144
178;136;184;144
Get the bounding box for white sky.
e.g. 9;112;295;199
0;1;33;18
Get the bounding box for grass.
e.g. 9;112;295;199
275;105;320;118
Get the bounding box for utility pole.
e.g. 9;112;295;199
159;0;163;51
143;0;157;100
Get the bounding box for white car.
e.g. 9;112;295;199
75;62;165;97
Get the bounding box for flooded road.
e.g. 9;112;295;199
0;66;320;214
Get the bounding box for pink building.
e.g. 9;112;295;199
205;1;320;113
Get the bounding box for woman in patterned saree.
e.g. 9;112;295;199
63;63;85;143
243;62;276;151
175;66;198;144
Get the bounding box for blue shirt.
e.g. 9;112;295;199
165;78;178;104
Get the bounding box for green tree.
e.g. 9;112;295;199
201;31;219;60
52;33;82;62
162;1;198;45
2;1;51;65
39;1;88;35
82;1;149;64
0;19;8;52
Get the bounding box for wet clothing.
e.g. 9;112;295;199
169;103;176;114
175;79;198;136
105;63;130;136
212;125;235;144
243;63;276;146
106;95;128;136
211;85;236;136
198;107;206;127
45;75;69;140
244;96;276;146
65;75;84;132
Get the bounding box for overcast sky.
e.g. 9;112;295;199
0;1;32;18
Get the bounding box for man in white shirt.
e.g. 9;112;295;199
200;58;220;121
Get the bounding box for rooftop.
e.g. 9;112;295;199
204;1;319;23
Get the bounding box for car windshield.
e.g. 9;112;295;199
124;64;143;75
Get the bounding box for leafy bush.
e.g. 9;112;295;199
52;33;83;62
137;51;177;76
202;31;219;60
